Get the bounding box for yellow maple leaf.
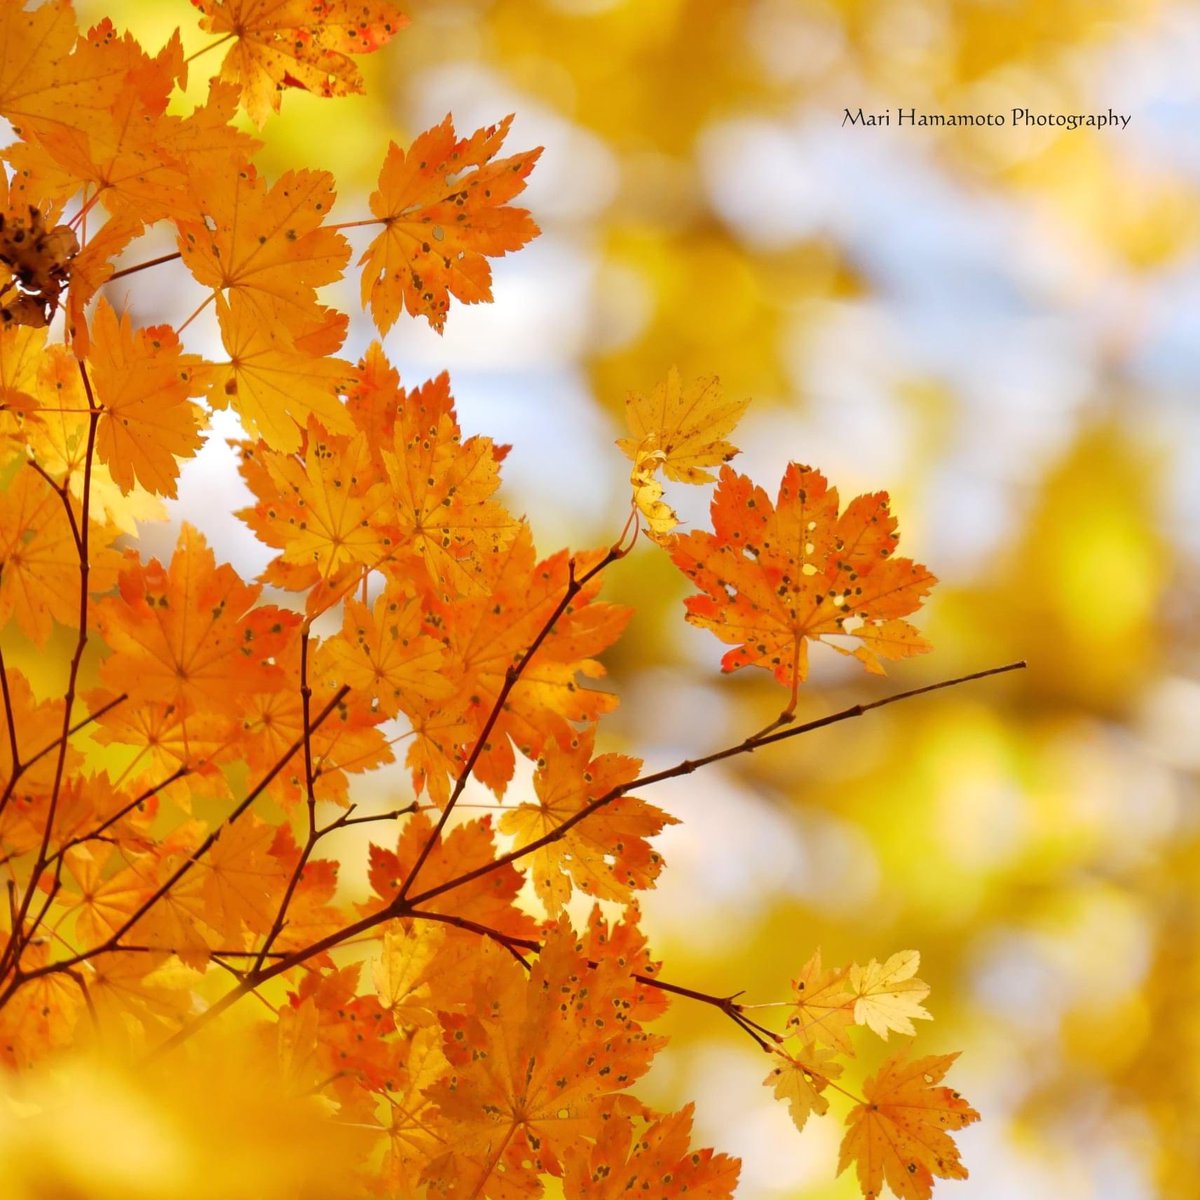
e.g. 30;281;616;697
617;368;749;538
849;950;932;1039
618;369;750;484
763;1042;842;1133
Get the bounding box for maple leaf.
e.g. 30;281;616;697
265;826;344;951
93;524;299;716
850;950;932;1040
617;369;750;537
239;670;392;808
286;966;399;1096
671;464;937;691
193;0;408;125
367;812;537;941
0;466;120;643
200;814;283;940
210;293;353;452
430;915;665;1196
3;31;192;224
175;161;349;332
0;670;72;799
764;1042;842;1133
61;843;150;952
62;214;143;356
378;370;517;595
838;1052;980;1200
563;1103;740;1199
89;299;208;496
322;587;452;718
0;3;129;144
359;114;542;333
236;426;394;602
498;730;676;917
372;920;445;1029
0;324;45;452
381;1024;452;1192
408;530;632;798
787;949;857;1055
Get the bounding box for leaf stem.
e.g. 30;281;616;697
106;251;182;282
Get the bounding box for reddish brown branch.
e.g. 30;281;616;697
0;363;101;981
141;660;1025;1056
4;685;351;992
407;661;1028;910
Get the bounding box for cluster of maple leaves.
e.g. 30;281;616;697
0;2;978;1197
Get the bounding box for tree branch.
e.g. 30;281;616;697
407;661;1028;910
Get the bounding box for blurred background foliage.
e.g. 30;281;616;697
61;1;1200;1197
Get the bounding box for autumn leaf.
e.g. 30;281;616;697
850;950;932;1040
210;293;353;452
838;1052;980;1200
618;370;749;485
359;114;542;333
0;466;119;643
321;587;452;718
787;949;857;1055
671;464;937;692
407;530;631;799
498;729;676;917
378;370;517;594
367;811;537;941
175;162;349;332
764;1042;842;1133
0;669;74;799
236;426;394;602
89;300;208;496
0;3;129;143
429;915;665;1195
618;369;750;537
93;525;299;715
200;814;283;940
563;1104;740;1199
193;0;408;125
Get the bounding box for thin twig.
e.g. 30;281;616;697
407;661;1028;910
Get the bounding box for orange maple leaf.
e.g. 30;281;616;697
321;587;452;718
429;915;665;1195
671;464;937;693
93;524;299;716
498;730;676;917
562;1103;740;1199
89;299;208;497
360;114;541;333
617;368;750;538
838;1052;980;1200
0;466;119;643
377;370;517;595
192;0;408;125
367;812;537;941
408;529;631;799
786;949;857;1055
175;161;349;332
236;425;393;603
0;4;133;144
